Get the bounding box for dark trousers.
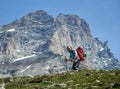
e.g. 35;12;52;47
72;59;80;70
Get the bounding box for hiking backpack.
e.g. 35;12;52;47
76;47;85;61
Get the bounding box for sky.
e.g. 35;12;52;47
0;0;120;60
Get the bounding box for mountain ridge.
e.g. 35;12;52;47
0;10;120;77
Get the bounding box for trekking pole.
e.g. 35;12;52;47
65;56;68;71
62;46;68;72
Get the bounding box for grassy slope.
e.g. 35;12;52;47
1;69;120;89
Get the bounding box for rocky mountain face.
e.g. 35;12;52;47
0;10;120;77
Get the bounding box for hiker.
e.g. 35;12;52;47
65;46;80;70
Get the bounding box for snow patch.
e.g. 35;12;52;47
13;54;36;62
100;47;104;51
25;31;28;34
104;63;108;66
7;28;15;32
16;49;20;52
66;24;78;29
45;66;50;70
103;60;108;66
19;64;32;73
0;31;4;33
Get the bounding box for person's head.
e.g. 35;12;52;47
66;46;72;52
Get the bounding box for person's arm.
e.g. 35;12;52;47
65;58;75;62
65;50;77;62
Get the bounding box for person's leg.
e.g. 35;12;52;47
76;59;80;69
72;62;77;70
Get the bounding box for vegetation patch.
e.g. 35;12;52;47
1;69;120;89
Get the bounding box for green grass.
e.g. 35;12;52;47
1;69;120;89
0;79;3;84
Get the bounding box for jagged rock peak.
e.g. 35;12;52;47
103;41;109;50
1;10;54;29
21;10;54;24
56;13;91;37
23;10;51;18
56;14;81;27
